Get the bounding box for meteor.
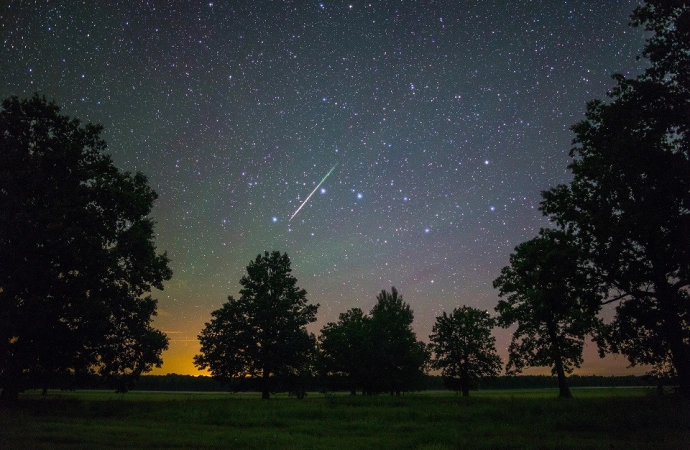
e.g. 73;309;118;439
289;163;338;222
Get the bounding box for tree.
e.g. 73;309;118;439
194;251;318;399
540;1;690;398
368;287;429;395
0;95;172;403
493;229;603;398
318;308;373;394
318;289;429;396
429;306;502;397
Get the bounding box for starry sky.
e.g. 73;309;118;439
2;1;650;376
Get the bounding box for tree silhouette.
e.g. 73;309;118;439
0;95;172;403
318;308;373;394
493;230;603;398
194;251;318;399
429;306;502;397
540;1;690;398
368;287;429;395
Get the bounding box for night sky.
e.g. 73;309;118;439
1;1;649;375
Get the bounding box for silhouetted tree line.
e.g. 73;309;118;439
25;373;655;393
129;374;655;392
2;1;688;403
192;251;528;398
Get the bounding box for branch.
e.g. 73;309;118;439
601;293;630;306
601;286;658;305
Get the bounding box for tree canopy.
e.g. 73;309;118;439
540;0;690;398
368;287;429;395
0;95;172;402
194;251;318;399
493;229;603;398
319;287;428;395
429;306;502;397
318;307;373;394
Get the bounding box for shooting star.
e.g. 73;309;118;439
289;163;338;222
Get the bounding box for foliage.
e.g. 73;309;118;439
367;287;429;395
429;306;502;396
493;229;604;398
194;251;318;399
319;287;428;395
0;95;172;402
318;308;373;394
539;0;690;397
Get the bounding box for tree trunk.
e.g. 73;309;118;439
663;306;690;401
673;353;690;401
554;356;572;399
666;329;690;400
547;320;572;399
657;281;690;401
261;367;270;399
461;364;470;397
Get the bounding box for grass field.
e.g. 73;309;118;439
1;388;688;449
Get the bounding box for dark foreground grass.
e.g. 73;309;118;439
1;388;688;449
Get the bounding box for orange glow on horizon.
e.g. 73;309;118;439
149;338;650;377
151;341;209;376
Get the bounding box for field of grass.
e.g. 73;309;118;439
1;388;688;449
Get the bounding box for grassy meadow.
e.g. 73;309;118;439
1;388;688;449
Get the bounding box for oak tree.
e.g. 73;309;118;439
318;308;373;394
493;230;603;398
429;306;502;397
540;1;690;398
368;287;429;395
0;95;172;403
194;251;318;399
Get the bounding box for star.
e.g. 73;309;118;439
0;0;649;376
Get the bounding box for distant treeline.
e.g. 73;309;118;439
121;374;654;393
478;375;652;390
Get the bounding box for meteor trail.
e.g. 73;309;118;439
289;163;338;222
